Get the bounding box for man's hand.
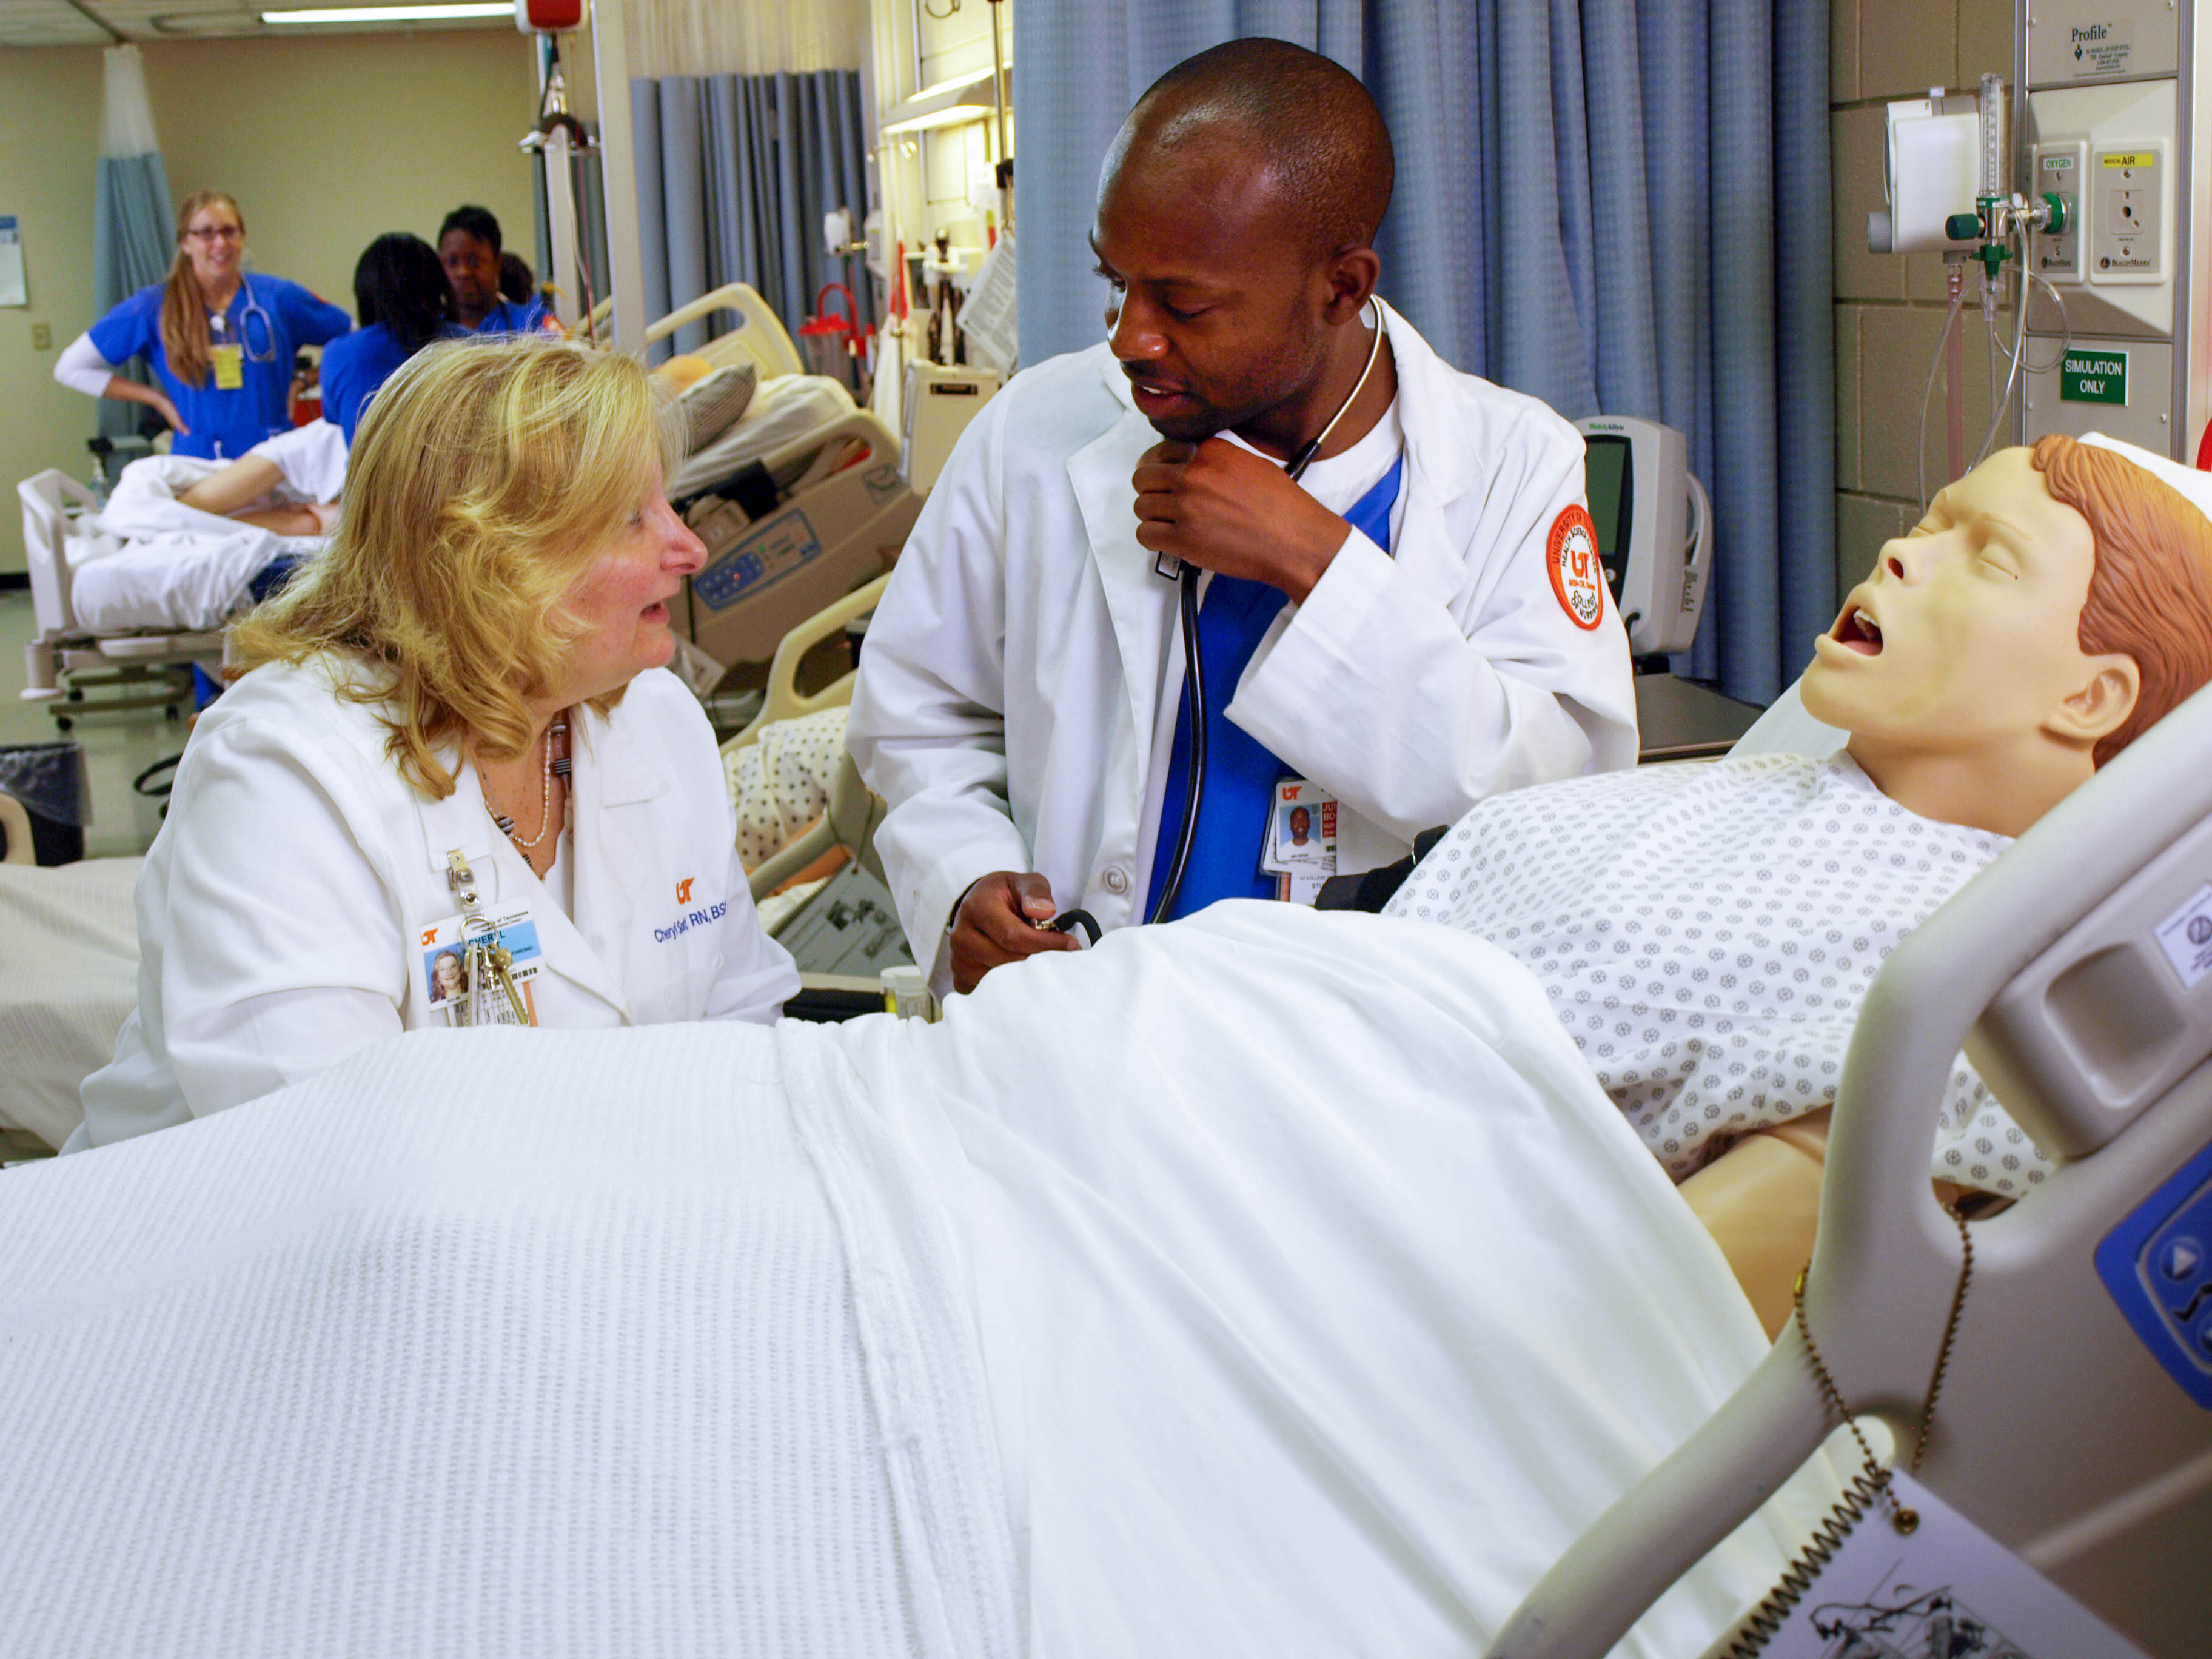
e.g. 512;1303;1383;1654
949;871;1081;994
1131;438;1353;603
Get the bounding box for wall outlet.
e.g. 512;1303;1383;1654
30;323;50;350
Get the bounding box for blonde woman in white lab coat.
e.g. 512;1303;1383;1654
75;337;797;1148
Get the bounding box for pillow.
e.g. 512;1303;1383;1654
677;362;759;455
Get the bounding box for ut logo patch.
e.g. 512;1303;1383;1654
420;927;438;947
676;877;695;903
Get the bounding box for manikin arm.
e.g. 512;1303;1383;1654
175;455;333;537
1677;1111;1830;1339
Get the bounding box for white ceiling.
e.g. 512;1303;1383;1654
0;0;510;49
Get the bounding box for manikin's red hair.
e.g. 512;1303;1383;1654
2032;434;2212;765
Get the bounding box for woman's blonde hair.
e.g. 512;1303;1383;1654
159;190;242;389
230;336;684;798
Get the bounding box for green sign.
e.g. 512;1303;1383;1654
2062;350;2128;405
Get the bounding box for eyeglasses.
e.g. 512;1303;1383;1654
183;226;244;243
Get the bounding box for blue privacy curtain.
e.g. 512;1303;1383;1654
1014;1;1832;704
93;44;174;441
628;70;873;364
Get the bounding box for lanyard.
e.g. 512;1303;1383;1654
445;850;530;1026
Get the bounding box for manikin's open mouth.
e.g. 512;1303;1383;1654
1834;606;1883;655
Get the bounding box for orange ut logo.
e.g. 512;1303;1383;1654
676;877;695;904
420;927;438;947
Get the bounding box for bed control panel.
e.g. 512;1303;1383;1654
2096;1134;2212;1409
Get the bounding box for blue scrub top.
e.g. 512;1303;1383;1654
473;296;552;336
88;275;352;461
319;321;468;444
1144;455;1406;922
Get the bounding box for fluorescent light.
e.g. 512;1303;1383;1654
879;70;1004;136
261;4;512;23
880;104;996;136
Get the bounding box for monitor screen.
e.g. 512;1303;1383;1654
1581;434;1632;606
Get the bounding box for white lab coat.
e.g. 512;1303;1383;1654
76;657;797;1147
848;301;1639;974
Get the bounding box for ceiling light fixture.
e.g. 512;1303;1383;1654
261;3;514;24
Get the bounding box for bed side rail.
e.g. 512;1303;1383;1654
18;469;96;643
1490;679;2212;1658
645;283;805;380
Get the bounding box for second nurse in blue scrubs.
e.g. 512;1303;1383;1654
53;190;352;461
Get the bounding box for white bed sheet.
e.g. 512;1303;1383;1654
0;857;141;1150
66;435;335;634
0;904;1835;1657
669;373;857;500
65;526;318;633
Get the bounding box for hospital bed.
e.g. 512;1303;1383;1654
16;469;221;729
1489;680;2212;1657
672;392;920;674
726;572;890;904
628;281;808;381
578;282;919;677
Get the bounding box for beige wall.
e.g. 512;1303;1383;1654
1831;0;2014;604
0;46;104;574
0;27;545;574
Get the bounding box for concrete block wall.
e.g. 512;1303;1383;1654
1831;0;2014;609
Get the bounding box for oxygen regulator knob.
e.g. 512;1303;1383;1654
1945;212;1985;243
2040;190;2068;235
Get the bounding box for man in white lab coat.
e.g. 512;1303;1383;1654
849;37;1637;994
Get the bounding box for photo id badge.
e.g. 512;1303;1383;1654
210;343;245;391
420;904;545;1027
1260;777;1336;905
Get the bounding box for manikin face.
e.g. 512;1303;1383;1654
552;463;708;707
1802;447;2109;752
1091;145;1334;444
441;230;502;318
181;201;246;290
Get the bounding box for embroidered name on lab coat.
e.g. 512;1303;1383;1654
654;899;728;943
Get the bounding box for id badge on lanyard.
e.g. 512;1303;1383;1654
431;851;543;1027
209;343;245;391
1259;777;1338;905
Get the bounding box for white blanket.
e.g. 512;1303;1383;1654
0;905;1831;1657
68;437;333;632
0;857;141;1148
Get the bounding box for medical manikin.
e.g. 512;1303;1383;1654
5;441;2210;1659
1386;433;2212;1332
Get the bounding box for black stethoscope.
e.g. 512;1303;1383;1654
1139;297;1388;926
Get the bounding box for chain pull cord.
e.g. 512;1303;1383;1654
1790;1203;1975;1536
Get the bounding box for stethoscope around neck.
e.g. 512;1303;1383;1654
207;272;279;364
1140;297;1387;926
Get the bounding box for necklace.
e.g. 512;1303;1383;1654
485;717;569;850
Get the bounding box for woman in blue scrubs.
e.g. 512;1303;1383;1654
318;232;464;445
54;190;352;461
438;205;553;335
